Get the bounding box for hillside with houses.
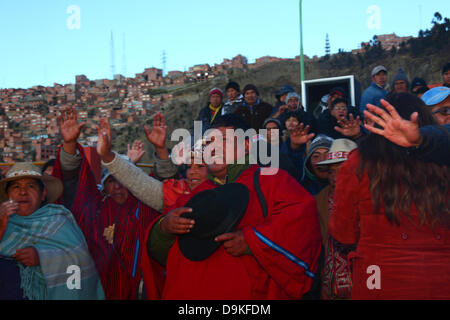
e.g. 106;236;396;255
1;20;449;165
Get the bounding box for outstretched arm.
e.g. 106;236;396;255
144;112;169;160
97;118;165;212
58;107;86;156
364;99;450;166
56;107;86;208
144;112;178;179
289;123;315;150
335;114;363;140
363;99;422;147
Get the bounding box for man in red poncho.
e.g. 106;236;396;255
130;114;322;300
53;108;160;299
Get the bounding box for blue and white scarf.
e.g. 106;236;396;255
0;204;105;300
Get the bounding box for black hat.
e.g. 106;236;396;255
178;183;250;261
329;87;346;97
411;77;427;88
276;85;295;99
243;84;259;96
225;81;240;92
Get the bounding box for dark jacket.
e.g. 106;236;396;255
409;124;450;166
317;108;361;140
253;139;301;181
280;109;318;134
234;100;273;130
222;95;244;115
196;104;224;134
271;101;286;117
0;257;27;300
301;171;329;196
280;137;306;182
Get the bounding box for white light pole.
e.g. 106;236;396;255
299;0;305;86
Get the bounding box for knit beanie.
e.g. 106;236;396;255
209;88;224;98
305;135;334;164
411;77;427;89
392;68;410;89
286;92;301;103
243;84;259;96
225;81;240;92
262;118;282;129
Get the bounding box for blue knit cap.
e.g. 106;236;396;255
392;68;410;89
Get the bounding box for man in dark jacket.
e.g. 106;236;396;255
301;135;334;196
254;118;302;181
196;88;224;134
271;85;295;116
277;92;318;134
391;68;410;94
234;84;273;130
222;81;243;115
411;77;429;98
318;98;363;140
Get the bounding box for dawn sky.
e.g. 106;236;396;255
0;0;448;89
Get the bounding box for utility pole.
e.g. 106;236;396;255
299;0;305;87
162;50;167;77
122;33;127;77
110;31;116;79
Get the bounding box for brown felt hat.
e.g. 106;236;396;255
0;162;63;203
178;183;250;261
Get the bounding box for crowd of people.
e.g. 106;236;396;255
0;62;449;300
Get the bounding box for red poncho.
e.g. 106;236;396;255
143;165;322;300
54;145;160;300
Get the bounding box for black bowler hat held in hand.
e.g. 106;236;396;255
179;183;250;261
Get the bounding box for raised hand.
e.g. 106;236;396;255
57;107;85;143
364;99;422;148
290;123;315;149
96;118;114;163
273;105;288;118
160;207;195;235
144;112;167;150
127;140;146;164
0;200;17;241
335;114;362;139
0;200;18;217
171;141;190;165
58;107;86;155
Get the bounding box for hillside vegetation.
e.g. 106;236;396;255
115;13;449;163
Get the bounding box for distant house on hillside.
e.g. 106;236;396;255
354;33;413;54
136;68;163;82
248;56;284;69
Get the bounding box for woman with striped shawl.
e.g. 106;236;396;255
0;163;104;300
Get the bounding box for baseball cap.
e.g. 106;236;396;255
318;139;357;165
371;65;388;77
421;87;450;106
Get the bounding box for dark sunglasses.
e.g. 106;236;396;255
432;107;450;116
